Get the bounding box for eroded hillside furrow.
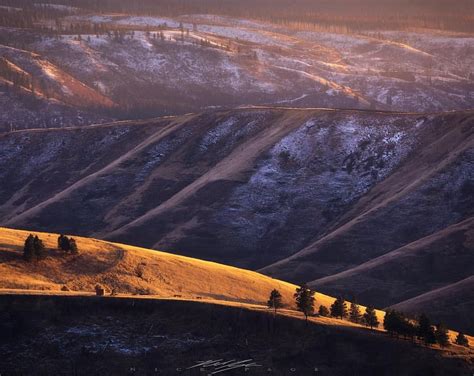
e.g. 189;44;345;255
105;109;321;248
1;107;473;335
0;118;175;224
2;115;195;233
309;216;474;331
261;113;474;280
390;276;474;334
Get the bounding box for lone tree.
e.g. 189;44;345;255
318;305;329;317
23;234;36;261
330;297;348;319
23;234;46;262
363;306;379;329
435;324;450;347
294;284;315;321
267;289;283;314
455;332;469;347
349;301;362;323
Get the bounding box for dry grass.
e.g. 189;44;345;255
1;226;472;349
0;226;378;314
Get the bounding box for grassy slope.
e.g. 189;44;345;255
1;226;473;355
0;226;340;311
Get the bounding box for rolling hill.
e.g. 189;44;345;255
0;226;341;312
1;107;473;334
0;226;473;375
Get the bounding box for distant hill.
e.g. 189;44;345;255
1;13;473;129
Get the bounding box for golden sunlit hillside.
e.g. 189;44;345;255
0;226;339;310
4;226;474;349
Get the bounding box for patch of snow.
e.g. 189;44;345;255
115;16;182;29
199;117;238;152
34;3;79;12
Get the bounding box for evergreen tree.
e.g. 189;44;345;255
455;332;469;347
363;306;379;329
417;313;437;345
425;327;437;346
349;301;362;323
33;236;45;259
294;284;315;321
58;235;79;254
267;289;283;314
384;310;405;337
399;318;417;341
318;305;329;317
69;238;78;254
58;234;67;250
23;234;36;262
23;234;46;261
330;297;348;319
435;324;450;347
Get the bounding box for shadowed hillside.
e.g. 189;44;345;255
1;107;473;333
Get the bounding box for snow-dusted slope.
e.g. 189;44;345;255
1;106;473;331
1;14;473;129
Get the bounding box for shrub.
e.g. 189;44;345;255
95;284;105;296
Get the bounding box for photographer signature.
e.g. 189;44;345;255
186;359;261;374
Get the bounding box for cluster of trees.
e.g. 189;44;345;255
57;234;78;254
269;285;380;330
23;234;46;262
22;234;79;261
384;311;469;348
327;296;379;329
0;3;77;29
1;0;473;33
268;286;470;349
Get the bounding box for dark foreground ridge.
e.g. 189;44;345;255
0;294;472;376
